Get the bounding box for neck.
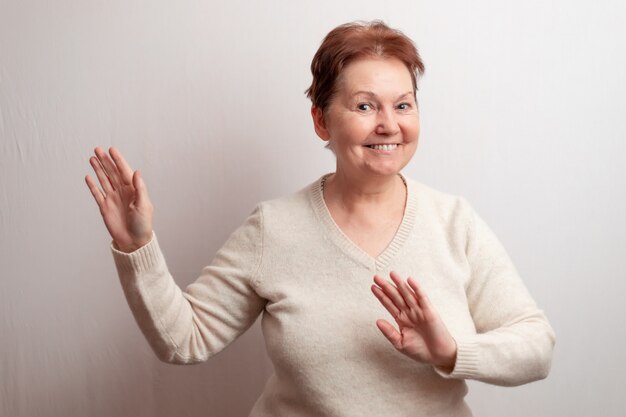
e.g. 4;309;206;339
323;170;406;213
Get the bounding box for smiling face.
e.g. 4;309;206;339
312;57;420;181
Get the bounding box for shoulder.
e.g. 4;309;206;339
405;176;475;227
257;180;314;214
253;177;320;231
406;177;508;258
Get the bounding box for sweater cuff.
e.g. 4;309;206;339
110;231;165;274
434;338;479;380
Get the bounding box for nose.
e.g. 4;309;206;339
375;107;400;136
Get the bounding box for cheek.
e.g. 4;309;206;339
405;117;420;140
410;119;419;133
334;120;372;144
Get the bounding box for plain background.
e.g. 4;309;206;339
1;1;625;416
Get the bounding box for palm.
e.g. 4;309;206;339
103;183;149;244
372;272;457;369
392;310;450;364
85;147;153;252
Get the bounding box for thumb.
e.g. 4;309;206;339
132;170;149;207
376;319;403;350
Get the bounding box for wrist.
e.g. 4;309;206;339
434;340;458;371
114;234;152;253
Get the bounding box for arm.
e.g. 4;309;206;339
371;199;555;386
440;198;556;386
85;147;265;364
111;207;266;364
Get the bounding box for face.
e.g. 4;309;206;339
312;57;420;181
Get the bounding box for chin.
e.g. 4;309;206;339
365;165;406;178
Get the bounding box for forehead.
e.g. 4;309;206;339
336;57;414;97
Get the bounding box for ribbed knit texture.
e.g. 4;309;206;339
111;174;555;417
310;173;418;272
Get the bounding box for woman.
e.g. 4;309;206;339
85;21;555;417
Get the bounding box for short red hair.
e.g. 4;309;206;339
306;20;425;113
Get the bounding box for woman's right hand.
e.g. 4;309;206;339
85;147;154;253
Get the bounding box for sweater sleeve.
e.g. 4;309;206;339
436;199;556;386
110;205;267;364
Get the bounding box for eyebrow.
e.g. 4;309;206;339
351;91;414;100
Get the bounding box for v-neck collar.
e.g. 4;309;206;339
309;172;418;272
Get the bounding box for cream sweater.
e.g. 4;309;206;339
111;174;555;417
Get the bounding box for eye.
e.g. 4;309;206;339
397;102;412;111
357;103;373;111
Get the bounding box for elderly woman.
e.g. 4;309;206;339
85;21;555;417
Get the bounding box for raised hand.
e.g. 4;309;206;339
85;147;154;253
371;271;457;371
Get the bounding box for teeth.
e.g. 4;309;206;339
369;144;398;151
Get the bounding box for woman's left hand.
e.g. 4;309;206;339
371;271;457;371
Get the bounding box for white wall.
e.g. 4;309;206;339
1;1;624;416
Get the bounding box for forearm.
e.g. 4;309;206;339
112;233;201;363
438;311;556;386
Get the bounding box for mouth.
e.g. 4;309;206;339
365;144;399;151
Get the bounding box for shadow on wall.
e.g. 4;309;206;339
151;320;269;417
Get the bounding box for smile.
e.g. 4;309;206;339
366;144;399;151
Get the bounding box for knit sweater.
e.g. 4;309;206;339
111;174;555;417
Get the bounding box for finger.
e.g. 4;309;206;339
90;155;114;195
109;147;134;186
94;147;122;190
389;271;421;312
407;277;435;321
371;284;401;319
376;319;403;350
85;175;105;207
389;272;425;323
373;274;408;312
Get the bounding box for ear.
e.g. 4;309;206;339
311;106;330;141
